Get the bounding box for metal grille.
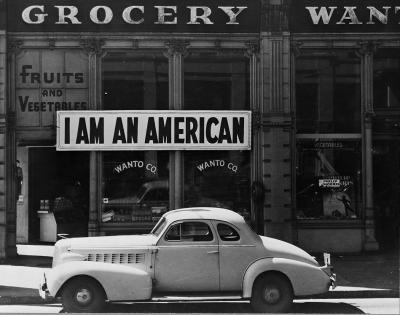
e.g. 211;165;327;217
86;253;145;264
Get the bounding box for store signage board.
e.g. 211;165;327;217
291;0;400;32
8;0;259;33
57;110;251;151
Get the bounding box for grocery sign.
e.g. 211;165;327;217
8;0;260;33
57;110;251;151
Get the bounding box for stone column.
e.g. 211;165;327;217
245;42;264;233
80;39;105;237
164;40;188;210
260;0;293;242
359;42;379;251
0;30;8;259
3;39;22;259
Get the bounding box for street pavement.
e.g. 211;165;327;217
0;249;398;313
0;298;398;314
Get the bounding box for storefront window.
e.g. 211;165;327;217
102;151;169;224
296;140;362;220
103;52;168;110
101;52;169;225
184;151;251;219
183;53;251;219
184;53;249;110
374;49;400;109
296;50;361;133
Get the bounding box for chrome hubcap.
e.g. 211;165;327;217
263;287;280;304
76;288;92;305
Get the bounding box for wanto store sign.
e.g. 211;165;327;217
9;0;259;33
57;111;251;151
291;0;400;32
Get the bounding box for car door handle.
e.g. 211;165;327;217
207;250;219;254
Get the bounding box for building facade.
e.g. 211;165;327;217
1;0;399;260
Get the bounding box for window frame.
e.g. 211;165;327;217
163;220;215;243
217;223;241;242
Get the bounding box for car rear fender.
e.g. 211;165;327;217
242;257;331;297
46;261;152;301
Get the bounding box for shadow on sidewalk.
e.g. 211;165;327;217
102;301;365;313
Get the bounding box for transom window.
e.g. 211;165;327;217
165;221;213;242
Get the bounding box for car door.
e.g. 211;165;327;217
214;221;260;291
154;220;220;292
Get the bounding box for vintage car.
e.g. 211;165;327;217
39;207;336;313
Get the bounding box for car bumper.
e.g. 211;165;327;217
38;274;51;300
321;265;336;289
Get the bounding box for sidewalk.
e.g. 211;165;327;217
0;250;398;305
313;250;399;298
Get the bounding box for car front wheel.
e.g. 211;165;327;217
250;273;293;313
61;277;106;313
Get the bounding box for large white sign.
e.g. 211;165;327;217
57;110;251;151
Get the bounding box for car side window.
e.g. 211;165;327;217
165;222;213;242
217;223;240;242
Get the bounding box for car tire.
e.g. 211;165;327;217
61;277;106;313
250;273;293;313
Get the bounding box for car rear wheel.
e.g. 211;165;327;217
250;273;293;313
61;277;106;313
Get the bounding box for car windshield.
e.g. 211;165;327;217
151;217;167;236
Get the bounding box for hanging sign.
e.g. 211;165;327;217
8;0;260;33
57;110;251;151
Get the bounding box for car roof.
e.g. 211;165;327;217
164;207;246;224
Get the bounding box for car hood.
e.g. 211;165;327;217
260;236;319;266
59;234;158;250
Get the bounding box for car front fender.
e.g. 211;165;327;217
46;261;152;301
242;257;331;298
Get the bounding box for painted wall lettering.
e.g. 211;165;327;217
291;0;400;32
17;64;87;113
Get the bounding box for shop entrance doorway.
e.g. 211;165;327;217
28;148;89;243
373;140;400;250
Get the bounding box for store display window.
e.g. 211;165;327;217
296;140;362;220
101;151;169;224
296;50;361;133
183;53;251;219
103;52;168;110
184;151;251;219
184;53;250;110
101;52;169;225
374;49;400;109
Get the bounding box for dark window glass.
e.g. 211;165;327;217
183;151;251;220
296;50;361;133
103;52;168;110
183;53;251;220
165;223;180;241
374;49;400;109
217;224;240;241
101;151;169;224
296;140;362;220
165;222;213;242
184;53;249;110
